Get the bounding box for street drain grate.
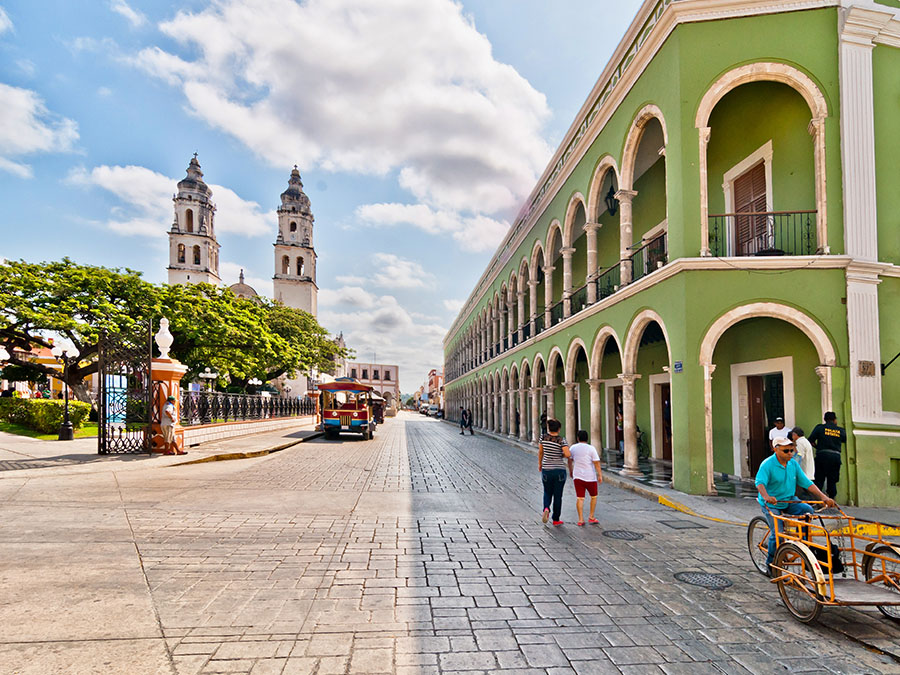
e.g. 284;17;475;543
659;519;708;530
674;571;732;590
601;530;644;541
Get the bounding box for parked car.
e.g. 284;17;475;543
428;404;439;417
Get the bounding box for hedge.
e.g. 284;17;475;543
0;398;92;433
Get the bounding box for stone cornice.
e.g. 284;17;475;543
445;0;842;346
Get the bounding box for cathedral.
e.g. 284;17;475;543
166;155;319;393
166;154;318;316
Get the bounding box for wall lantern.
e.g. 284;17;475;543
605;186;619;216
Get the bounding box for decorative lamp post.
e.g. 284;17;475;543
0;346;9;395
283;385;292;398
50;343;79;441
199;367;218;391
248;377;262;394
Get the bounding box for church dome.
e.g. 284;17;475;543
177;154;212;197
280;166;311;213
228;270;258;300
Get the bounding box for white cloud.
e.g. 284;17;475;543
131;0;550;252
370;253;433;289
97;86;113;98
357;202;508;253
443;299;464;313
16;59;35;77
0;83;78;178
0;7;12;34
66;163;271;238
110;0;146;27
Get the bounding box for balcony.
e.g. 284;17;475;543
629;233;668;283
709;211;816;257
595;262;621;301
522;323;531;340
550;300;564;327
570;284;588;315
534;314;545;335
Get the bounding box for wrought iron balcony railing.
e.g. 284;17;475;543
549;300;564;327
629;233;668;283
709;211;816;257
534;314;545;335
522;323;531;340
570;284;588;315
595;262;621;301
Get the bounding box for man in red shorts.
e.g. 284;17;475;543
568;429;602;526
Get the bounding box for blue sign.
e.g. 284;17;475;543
673;361;683;373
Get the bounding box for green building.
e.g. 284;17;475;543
442;0;900;506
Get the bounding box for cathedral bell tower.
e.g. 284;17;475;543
272;167;317;315
167;154;221;285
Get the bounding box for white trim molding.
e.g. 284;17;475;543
722;140;774;256
648;372;671;460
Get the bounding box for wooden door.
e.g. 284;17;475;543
660;383;672;461
613;387;624;451
747;375;768;475
733;162;769;255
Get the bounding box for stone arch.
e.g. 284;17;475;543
699;302;836;367
621;104;669;190
589;326;624;377
623;309;673;374
563;192;587;247
547;346;565;385
695;62;829;256
531;353;546;388
546;219;563;259
587;156;621;222
565;337;592;382
530;240;545;279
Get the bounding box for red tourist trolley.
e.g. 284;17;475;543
317;378;376;440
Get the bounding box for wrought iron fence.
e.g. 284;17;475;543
570;284;588;315
629;233;668;283
550;300;564;326
709;211;816;257
503;336;509;351
511;332;519;347
523;323;531;340
180;391;316;426
534;314;545;335
595;262;621;301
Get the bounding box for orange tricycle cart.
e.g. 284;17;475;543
763;504;900;623
317;378;376;440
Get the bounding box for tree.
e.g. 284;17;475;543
0;259;347;401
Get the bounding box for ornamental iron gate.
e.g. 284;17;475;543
98;321;153;454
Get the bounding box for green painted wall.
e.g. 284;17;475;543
874;0;900;8
710;317;822;475
879;277;900;414
707;81;816;215
874;44;900;265
632;158;667;243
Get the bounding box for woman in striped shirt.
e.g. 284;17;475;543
539;418;571;525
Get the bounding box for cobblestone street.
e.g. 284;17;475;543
1;412;898;674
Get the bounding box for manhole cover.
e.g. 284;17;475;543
659;519;708;530
601;530;644;541
674;571;732;590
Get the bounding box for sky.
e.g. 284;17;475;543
0;0;645;394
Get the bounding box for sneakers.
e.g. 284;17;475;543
542;508;550;523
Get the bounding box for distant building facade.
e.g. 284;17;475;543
347;361;399;410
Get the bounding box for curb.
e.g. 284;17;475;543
172;431;324;466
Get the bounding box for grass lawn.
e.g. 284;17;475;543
0;421;99;440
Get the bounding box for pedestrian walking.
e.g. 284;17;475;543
459;407;468;435
465;408;474;435
809;411;846;499
568;429;602;526
769;416;789;450
539;418;570;526
540;411;548;436
515;408;520;436
789;427;815;481
161;395;187;456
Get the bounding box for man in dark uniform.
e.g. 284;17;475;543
808;411;846;499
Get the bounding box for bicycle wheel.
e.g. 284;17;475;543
863;545;900;620
774;543;823;623
747;516;770;574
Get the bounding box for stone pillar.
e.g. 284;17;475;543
517;290;526;342
518;387;528;442
494;390;501;434
544;385;556;420
151;358;189;453
815;365;833;418
702;364;717;494
531;386;540;444
561;247;575;318
587;378;603;452
616;189;638;285
564;381;577;444
509;386;517;438
618;372;642;476
697;127;712;256
528;280;538;334
543;265;555;326
500;383;508;435
585;223;600;304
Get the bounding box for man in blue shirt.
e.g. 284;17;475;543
756;436;835;574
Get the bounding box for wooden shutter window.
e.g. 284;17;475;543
733;162;767;254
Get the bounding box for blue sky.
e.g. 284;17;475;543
0;0;644;393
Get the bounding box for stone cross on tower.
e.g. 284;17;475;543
167;155;221;285
272;166;317;316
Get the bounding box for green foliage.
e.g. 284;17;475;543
0;398;91;433
0;363;49;385
0;259;348;398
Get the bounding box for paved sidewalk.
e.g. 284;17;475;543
0;422;321;478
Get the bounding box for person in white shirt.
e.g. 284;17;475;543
161;395;186;456
567;429;603;526
768;417;789;450
789;427;815;482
